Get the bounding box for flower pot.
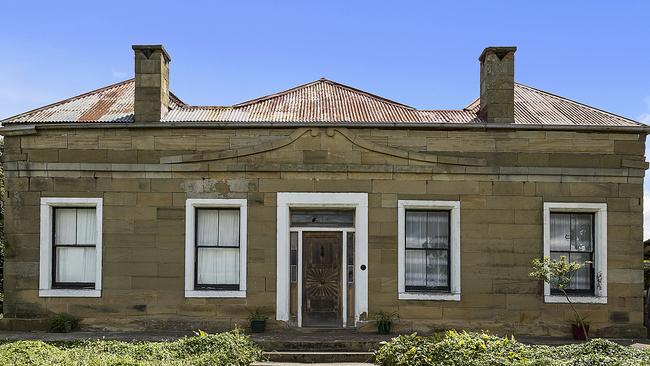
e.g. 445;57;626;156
572;324;589;340
377;321;392;334
250;320;266;333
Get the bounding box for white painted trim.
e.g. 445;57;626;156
341;232;348;328
543;202;607;304
185;290;246;298
39;197;103;298
184;198;247;298
397;200;461;301
544;295;608;304
276;193;368;325
39;289;102;298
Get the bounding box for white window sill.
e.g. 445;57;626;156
185;290;246;298
399;292;460;301
39;289;101;298
544;295;607;304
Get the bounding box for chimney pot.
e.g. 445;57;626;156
132;45;171;123
479;46;516;123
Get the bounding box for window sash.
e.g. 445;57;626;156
549;213;595;295
52;207;97;289
194;208;241;290
404;210;451;292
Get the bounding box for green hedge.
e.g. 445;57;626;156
374;330;650;366
0;329;262;366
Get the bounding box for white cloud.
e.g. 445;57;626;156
111;68;127;79
639;96;650;124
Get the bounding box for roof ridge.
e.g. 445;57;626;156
231;78;416;110
514;82;642;125
0;78;136;124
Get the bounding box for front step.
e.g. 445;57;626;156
262;351;375;363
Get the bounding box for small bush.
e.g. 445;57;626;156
374;330;650;366
48;313;79;333
0;329;262;366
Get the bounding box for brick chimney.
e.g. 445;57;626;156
478;46;516;123
132;45;171;123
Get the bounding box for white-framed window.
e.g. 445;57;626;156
185;199;247;298
398;200;461;301
543;202;607;304
39;197;103;297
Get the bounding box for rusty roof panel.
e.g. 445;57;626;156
1;78;643;128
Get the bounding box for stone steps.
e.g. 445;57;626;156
260;351;375;364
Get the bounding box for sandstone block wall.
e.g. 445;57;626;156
1;126;646;336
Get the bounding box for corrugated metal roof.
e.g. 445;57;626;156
0;79;183;124
465;83;642;127
0;78;644;128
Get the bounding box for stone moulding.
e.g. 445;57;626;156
3;160;642;184
158;127;487;167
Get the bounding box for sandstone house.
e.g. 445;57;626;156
0;45;647;337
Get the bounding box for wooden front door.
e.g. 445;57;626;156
302;231;343;327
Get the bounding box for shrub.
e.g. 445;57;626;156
374;331;650;366
0;329;262;366
48;313;79;333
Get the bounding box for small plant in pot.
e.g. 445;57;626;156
571;316;590;341
48;313;80;333
248;307;269;333
529;256;590;341
374;311;398;334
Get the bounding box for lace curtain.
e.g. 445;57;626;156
196;209;240;285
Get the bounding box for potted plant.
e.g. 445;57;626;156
571;316;590;341
529;256;590;340
374;311;398;334
248;307;269;333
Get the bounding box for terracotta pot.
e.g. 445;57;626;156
572;324;589;340
250;320;266;333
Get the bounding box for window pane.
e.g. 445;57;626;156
405;211;427;249
290;210;354;227
76;209;96;245
572;214;593;252
427;212;449;249
218;210;239;247
197;209;219;246
55;208;77;245
426;250;449;288
550;213;571;251
56;247;95;283
290;231;298;266
347;232;355;283
405;250;426;287
569;252;592;290
197;247;240;285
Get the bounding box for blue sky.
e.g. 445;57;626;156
1;1;650;235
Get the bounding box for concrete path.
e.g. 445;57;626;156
253;363;374;366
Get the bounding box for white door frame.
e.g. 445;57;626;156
276;193;368;326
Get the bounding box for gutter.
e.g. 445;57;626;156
1;121;649;136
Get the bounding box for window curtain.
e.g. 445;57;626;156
405;210;450;289
549;213;593;292
427;212;449;249
56;247;96;283
405;211;427;248
197;248;240;285
55;208;96;283
405;250;426;287
196;209;240;285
